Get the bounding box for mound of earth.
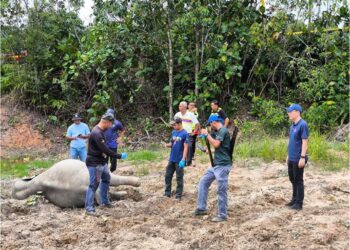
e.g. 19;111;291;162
1;159;349;249
0;96;65;158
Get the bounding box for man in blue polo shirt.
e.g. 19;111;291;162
66;113;90;162
164;118;188;200
285;104;309;211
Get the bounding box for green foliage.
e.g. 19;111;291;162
308;132;349;171
235;128;348;171
304;102;338;131
235;137;288;162
250;96;288;130
1;0;348;131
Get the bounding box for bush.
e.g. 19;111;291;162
304;102;338;132
250;96;288;131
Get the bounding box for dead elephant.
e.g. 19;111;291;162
12;159;140;208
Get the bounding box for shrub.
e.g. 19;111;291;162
250;96;288;131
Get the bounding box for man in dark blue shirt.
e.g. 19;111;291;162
164;118;188;200
103;108;125;172
286;104;309;211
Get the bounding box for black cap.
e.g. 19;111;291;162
72;113;82;121
102;113;114;122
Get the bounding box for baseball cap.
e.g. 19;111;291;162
72;113;82;121
207;115;224;124
286;103;302;113
102;113;114;122
106;108;115;115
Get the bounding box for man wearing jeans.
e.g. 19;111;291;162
66;113;90;162
85;113;127;216
285;103;309;211
193;115;232;222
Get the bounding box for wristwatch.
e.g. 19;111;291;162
300;156;306;159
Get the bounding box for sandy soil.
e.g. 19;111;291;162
1;158;349;250
0;96;66;158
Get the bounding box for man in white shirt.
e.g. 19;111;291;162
174;101;200;166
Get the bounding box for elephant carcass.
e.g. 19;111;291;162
12;159;140;208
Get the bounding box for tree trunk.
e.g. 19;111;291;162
167;29;174;121
194;26;200;98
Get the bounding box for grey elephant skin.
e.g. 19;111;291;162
12;159;141;208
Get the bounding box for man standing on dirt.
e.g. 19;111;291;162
285;104;309;211
193;115;232;222
210;100;229;128
66;113;90;162
164;118;188;200
85;113;127;216
103;108;125;173
174;101;200;167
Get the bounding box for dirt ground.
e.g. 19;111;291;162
0;95;66;158
1;158;349;250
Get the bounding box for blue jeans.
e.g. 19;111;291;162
85;165;111;212
197;165;231;218
70;147;87;162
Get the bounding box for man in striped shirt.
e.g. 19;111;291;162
174;101;200;166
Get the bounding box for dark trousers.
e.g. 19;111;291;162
107;147;118;172
186;135;197;166
288;161;304;206
164;161;184;198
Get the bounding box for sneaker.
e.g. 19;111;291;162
285;201;295;207
290;204;302;211
164;194;171;198
193;209;208;216
175;196;182;201
85;211;99;217
211;216;227;222
100;203;113;208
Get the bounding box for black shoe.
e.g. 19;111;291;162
285;201;295;207
100;203;113;208
164;194;171;198
175;196;182;201
290;204;302;211
193;209;208;216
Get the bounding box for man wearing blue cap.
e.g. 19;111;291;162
193;115;232;222
103;108;125;173
285;103;309;211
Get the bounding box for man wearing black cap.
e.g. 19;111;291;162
103;108;125;173
85;113;128;216
66;113;90;162
285;103;309;211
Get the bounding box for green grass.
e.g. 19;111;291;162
127;150;164;163
235;132;349;171
0;158;55;178
235;137;288;162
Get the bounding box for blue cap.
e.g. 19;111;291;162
286;103;302;113
106;108;115;115
207;115;224;124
